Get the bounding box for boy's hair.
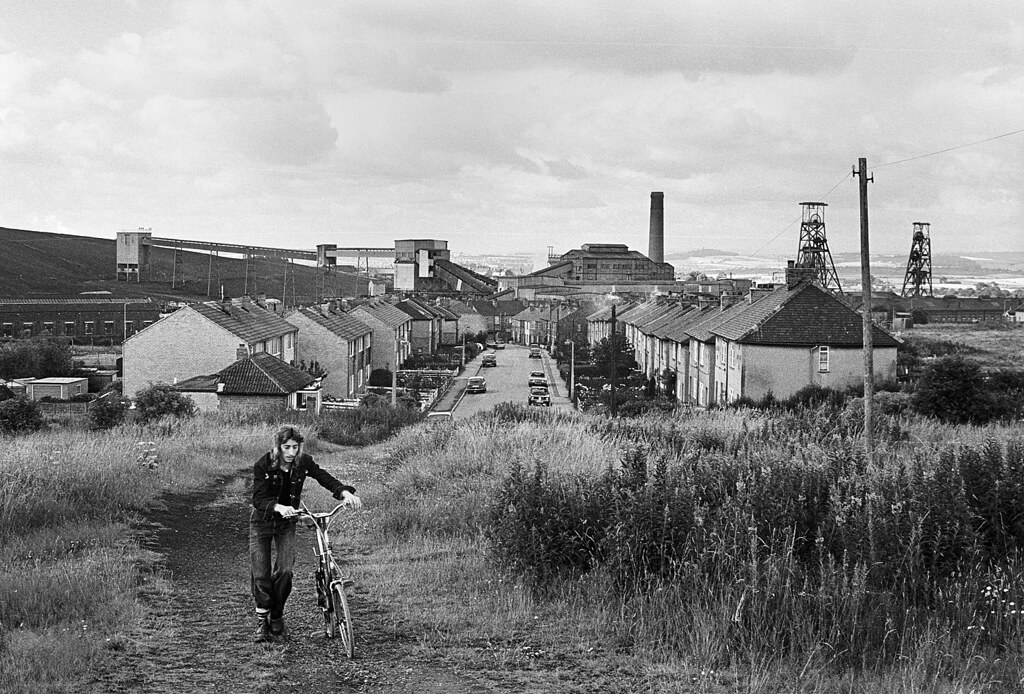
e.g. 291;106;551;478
272;425;304;466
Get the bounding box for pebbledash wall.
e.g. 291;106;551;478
723;343;898;403
122;308;250;399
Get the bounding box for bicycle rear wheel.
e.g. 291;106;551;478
328;582;354;658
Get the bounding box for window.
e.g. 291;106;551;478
22;322;34;335
296;392;309;411
103;321;115;334
143;320;154;328
64;321;76;334
348;340;355;357
2;323;12;338
43;322;54;334
286;333;292;349
818;346;830;372
84;321;95;335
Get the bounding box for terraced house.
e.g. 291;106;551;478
122;298;297;399
284;305;373;399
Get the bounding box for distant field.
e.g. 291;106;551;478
903;322;1024;369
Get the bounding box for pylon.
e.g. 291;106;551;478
796;202;843;293
901;222;932;298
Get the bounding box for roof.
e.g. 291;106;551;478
293;306;371;340
662;306;715;342
586;302;638;322
190;301;295;344
395;299;438;321
350;301;412;329
0;297;158;306
29;377;89;384
216;352;315;395
0;384;15;401
644;306;696;338
711;282;902;347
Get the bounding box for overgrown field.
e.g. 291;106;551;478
0;417;291;692
370;403;1024;692
904;323;1024;370
5;397;1024;692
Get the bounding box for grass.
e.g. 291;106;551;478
905;323;1024;370
0;414;284;691
362;405;1024;692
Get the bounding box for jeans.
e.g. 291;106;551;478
250;514;298;618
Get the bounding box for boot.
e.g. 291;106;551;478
253;612;271;643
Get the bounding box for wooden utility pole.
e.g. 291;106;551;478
609;304;618;417
854;157;875;463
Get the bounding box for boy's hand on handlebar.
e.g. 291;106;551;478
336;490;363;510
274;503;299;518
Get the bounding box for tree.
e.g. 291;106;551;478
133;384;197;424
910;355;995;425
592;333;638;379
0;338;73;380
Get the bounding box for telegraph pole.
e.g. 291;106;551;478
609;304;617;417
853;157;875;464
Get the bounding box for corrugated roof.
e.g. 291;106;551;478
190;301;295;344
711;283;901;347
218;352;315;395
295;306;372;340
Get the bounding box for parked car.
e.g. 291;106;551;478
495;341;506;349
529;346;542;359
529;371;545;379
426;411;453;424
528;387;551;407
466;376;487;393
481;354;497;367
528;376;548;388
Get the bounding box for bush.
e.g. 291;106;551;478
910;355;994;424
132;383;197;424
0;397;45;435
88;395;130;430
316;401;423;446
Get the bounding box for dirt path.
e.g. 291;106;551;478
87;467;492;694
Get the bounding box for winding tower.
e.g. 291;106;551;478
795;202;842;293
901;222;933;298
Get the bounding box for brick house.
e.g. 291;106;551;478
349;301;413;374
175;352;321;413
394;298;442;354
0;297;161;344
284;305;373;399
122;298;298;399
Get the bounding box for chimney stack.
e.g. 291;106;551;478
649;192;664;264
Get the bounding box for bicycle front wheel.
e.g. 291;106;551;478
328;582;354;658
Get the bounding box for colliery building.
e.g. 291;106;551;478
549;243;675;283
0;297;161;344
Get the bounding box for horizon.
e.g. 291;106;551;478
3;2;1024;258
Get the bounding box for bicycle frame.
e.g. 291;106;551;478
300;501;345;581
299;502;354;655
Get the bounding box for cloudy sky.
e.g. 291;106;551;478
3;1;1023;266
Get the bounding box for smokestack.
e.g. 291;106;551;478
649;192;664;264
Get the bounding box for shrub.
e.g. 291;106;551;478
0;397;46;435
316;401;423;446
132;384;197;424
910;355;994;424
88;395;130;430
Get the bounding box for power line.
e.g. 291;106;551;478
876;127;1024;169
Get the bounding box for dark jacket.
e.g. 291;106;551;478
252;451;356;522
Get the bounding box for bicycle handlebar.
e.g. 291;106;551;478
298;502;348;522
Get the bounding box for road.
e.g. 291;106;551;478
451;344;572;419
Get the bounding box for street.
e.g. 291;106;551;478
450;343;572;419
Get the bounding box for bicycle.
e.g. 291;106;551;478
298;501;355;657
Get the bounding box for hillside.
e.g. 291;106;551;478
0;227;367;302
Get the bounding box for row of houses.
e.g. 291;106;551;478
121;295;472;414
588;271;902;406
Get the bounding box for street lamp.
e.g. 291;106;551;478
391;331;410;407
564;338;575;404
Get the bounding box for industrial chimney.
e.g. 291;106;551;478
649;192;664;264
